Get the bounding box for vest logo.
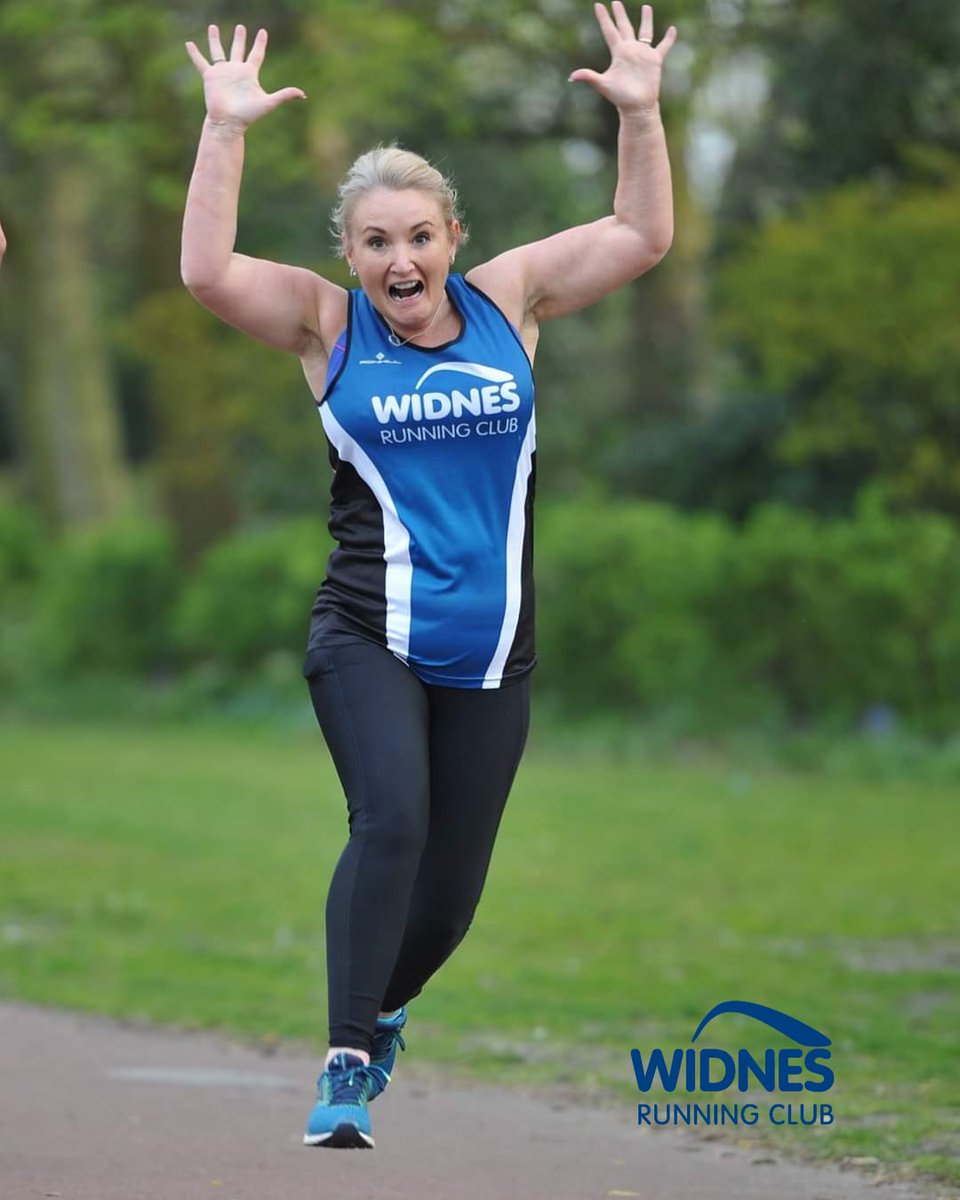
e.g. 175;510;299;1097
371;362;521;425
631;1001;835;1130
359;352;402;366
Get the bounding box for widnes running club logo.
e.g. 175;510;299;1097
370;363;522;446
631;1001;835;1129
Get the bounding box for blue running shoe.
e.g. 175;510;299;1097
303;1053;386;1149
368;1006;407;1101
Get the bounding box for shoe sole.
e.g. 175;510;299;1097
303;1122;374;1149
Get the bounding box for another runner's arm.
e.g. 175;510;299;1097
493;3;676;324
180;24;343;355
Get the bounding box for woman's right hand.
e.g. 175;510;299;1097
185;24;305;129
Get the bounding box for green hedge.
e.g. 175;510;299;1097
2;499;958;733
535;501;753;721
33;520;179;674
537;497;960;733
0;505;50;690
174;518;332;670
0;504;47;594
710;500;960;731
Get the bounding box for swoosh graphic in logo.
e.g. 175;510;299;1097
415;362;515;390
690;1001;831;1047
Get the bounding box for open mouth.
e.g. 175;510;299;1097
388;281;424;302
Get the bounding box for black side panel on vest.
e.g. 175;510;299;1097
307;450;388;651
503;451;537;680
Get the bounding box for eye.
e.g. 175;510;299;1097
367;237;386;249
414;232;431;245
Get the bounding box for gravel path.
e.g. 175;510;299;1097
0;1002;943;1200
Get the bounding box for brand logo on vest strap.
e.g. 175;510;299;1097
359;351;402;366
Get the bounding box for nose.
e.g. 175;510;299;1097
390;247;415;275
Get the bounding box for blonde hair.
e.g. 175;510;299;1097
332;145;468;255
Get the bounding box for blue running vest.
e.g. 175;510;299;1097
309;274;537;689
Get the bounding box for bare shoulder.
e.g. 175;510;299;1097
187;254;350;363
465;253;540;363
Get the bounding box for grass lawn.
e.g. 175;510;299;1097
1;719;957;1187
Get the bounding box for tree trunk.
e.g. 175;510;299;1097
20;150;131;528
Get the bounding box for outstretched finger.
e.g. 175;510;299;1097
246;28;269;70
207;24;226;63
593;3;622;52
185;40;210;74
230;24;247;62
657;24;678;58
611;0;636;40
637;3;654;43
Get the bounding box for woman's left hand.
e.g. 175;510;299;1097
569;2;677;115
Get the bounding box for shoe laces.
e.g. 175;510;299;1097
373;1011;406;1055
323;1054;371;1105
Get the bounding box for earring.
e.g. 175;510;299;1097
349;264;357;277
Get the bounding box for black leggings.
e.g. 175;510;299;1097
306;630;530;1053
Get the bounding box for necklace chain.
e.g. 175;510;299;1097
386;294;448;348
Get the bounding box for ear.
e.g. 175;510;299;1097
448;219;462;259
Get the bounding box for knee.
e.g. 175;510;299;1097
419;911;474;958
354;806;427;862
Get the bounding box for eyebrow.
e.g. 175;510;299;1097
361;220;437;235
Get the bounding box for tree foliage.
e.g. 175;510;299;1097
0;0;704;539
716;162;960;512
687;0;960;517
718;0;960;227
4;0;956;542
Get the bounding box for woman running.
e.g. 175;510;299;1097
182;1;675;1149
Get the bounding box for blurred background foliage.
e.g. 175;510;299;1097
1;0;959;734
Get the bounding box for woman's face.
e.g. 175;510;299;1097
345;188;459;335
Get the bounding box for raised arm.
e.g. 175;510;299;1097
477;3;676;325
181;24;344;354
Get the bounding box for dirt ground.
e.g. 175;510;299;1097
0;1002;948;1200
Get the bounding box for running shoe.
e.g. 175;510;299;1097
303;1052;386;1149
367;1006;407;1100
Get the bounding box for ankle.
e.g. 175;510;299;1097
325;1046;370;1068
